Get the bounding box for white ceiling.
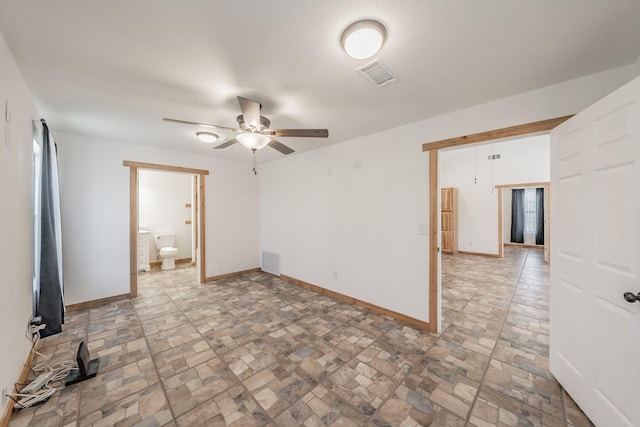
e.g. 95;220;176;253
1;1;639;163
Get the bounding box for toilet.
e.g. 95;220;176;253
154;233;178;270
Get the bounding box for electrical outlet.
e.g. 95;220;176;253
332;271;338;280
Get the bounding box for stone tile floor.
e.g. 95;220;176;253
9;247;594;426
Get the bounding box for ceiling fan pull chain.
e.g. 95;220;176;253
252;148;257;175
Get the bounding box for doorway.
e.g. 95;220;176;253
138;169;196;274
497;183;550;263
123;161;209;297
422;115;572;333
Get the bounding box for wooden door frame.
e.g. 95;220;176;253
495;182;550;261
421;115;572;333
123;161;210;297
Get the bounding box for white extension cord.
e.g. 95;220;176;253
18;371;54;395
12;388;56;409
7;321;79;410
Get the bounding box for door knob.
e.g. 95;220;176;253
623;292;640;303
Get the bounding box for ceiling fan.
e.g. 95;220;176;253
163;96;328;172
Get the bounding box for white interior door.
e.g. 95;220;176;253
550;76;640;426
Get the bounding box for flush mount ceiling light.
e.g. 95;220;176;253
196;131;218;143
341;19;387;59
236;132;270;151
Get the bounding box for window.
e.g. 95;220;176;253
32;138;42;316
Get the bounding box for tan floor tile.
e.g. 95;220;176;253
78;358;159;418
11;249;594;426
153;338;217;379
163;357;236;417
482;359;564;420
78;382;172;426
243;365;313;417
88;334;149;373
564;390;595;427
327;359;397;414
145;323;202;354
469;386;565;427
139;311;190;335
425;339;490;383
274;386;368;426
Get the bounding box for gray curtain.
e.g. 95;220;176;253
37;123;64;338
535;187;545;245
510;189;525;243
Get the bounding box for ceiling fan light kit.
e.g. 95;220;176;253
196;131;218;143
341;19;386;59
236;132;270;150
164;96;329;173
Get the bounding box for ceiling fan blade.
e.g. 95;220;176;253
268;138;295;155
237;96;261;130
213;138;238;149
267;129;329;138
162;117;239;132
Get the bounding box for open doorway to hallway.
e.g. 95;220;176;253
423;115;571;334
439;133;550;259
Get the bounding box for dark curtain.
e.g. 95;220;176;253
510;189;525;243
37;123;64;338
535;188;545;245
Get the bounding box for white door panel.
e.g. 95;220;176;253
551;76;640;427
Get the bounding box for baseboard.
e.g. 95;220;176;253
503;243;544;249
456;250;501;258
66;293;131;312
0;342;37;427
279;274;430;332
205;267;262;282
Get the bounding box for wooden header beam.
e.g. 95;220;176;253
421;115;574;152
123;160;209;175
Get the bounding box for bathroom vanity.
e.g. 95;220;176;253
137;230;151;272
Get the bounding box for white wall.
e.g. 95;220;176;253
139;170;192;262
635;51;640;77
440;135;550;254
261;132;430;321
0;30;39;413
260;65;635;323
56;133;260;304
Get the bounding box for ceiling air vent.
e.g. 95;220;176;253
356;59;396;87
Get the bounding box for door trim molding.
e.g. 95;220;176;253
428;151;439;332
424;115;571;333
123;161;210;297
